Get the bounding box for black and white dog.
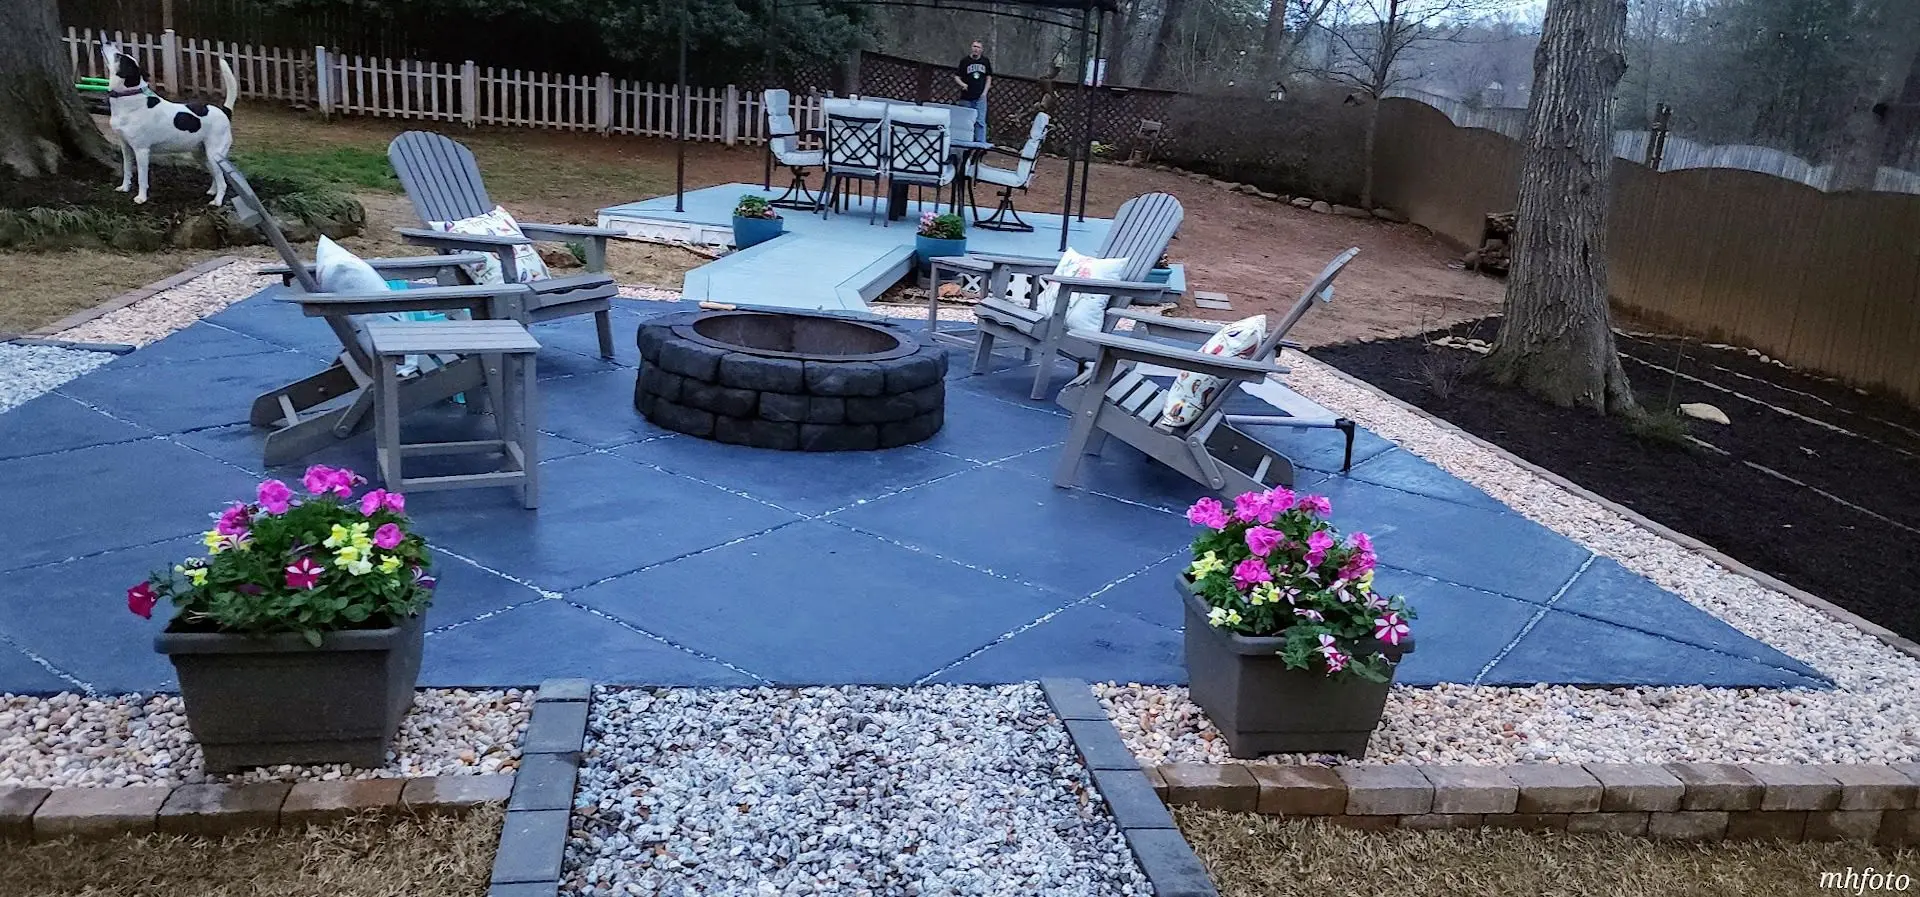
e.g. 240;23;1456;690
99;39;238;206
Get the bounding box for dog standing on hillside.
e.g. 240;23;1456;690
99;38;238;205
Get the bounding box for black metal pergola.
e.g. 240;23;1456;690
669;0;1118;251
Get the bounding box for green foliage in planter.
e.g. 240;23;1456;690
733;195;780;219
916;212;965;240
129;465;437;646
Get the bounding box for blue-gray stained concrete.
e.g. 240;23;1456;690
0;289;1828;694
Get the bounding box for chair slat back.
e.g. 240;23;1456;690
1098;192;1183;282
219;159;373;364
389;131;495;225
885;106;950;180
764;89;800;157
1253;247;1360;359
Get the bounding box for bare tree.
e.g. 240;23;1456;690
1482;0;1637;415
1260;0;1338;82
1318;0;1507;206
0;0;114;178
1828;0;1920;190
1140;0;1191;86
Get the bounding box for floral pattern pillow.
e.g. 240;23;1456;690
1155;314;1269;429
1034;247;1129;334
428;205;551;285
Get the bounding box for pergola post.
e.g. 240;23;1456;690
1078;9;1103;221
675;2;690;213
1059;0;1093;251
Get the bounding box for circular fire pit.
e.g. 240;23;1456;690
635;310;947;451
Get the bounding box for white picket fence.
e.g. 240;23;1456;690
65;28;819;145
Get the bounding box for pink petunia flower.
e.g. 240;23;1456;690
1294;607;1325;621
1323;649;1349;673
1374;612;1410;646
1233;491;1277;524
127;582;157;619
257;479;293;515
360;489;389;517
1367;593;1391;610
215;503;252;537
285;557;325;590
373;523;405;550
1304;530;1335;567
382;491;405;513
1294;494;1332;517
1244;526;1283;557
1232;557;1272;591
1186;497;1229;530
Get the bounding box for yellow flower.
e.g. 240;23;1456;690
203;529;226;553
1206;606;1244;628
1250;583;1280;606
345;558;374;576
1188;551;1227;579
334;544;362;565
377;555;402;574
183;567;208;587
1358;570;1375;589
323;524;352;549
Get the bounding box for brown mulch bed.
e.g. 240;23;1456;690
1312;317;1920;639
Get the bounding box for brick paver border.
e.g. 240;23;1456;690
25;256;241;340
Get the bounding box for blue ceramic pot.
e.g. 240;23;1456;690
732;215;784;249
915;235;967;269
1146;267;1173;284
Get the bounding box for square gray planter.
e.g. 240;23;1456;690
1180;578;1408;759
156;614;424;772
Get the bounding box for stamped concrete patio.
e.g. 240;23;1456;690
0;289;1826;695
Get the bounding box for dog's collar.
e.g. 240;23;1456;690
107;86;148;98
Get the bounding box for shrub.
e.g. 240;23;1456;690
1154;83;1370;204
733;195;779;219
916;211;964;240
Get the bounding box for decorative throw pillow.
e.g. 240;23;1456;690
1155;314;1269;429
428;205;551;285
313;236;391;295
1034;247;1129;334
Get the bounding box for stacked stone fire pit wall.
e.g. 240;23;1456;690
635;312;947;451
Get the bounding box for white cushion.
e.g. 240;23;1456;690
428;205;551;285
313;236;391;295
1035;247;1129;334
776;148;825;167
1155;315;1268;429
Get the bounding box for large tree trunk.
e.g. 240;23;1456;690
1829;5;1920;192
0;0;114;178
1107;0;1140;86
1481;0;1637;415
1139;0;1186;87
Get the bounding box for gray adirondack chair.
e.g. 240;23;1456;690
387;131;621;358
1052;248;1361;497
221;160;537;467
943;192;1184;400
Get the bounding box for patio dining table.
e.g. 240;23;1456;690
814;98;990;222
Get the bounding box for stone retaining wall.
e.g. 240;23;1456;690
1149;760;1920;844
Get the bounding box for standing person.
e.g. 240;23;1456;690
954;40;992;143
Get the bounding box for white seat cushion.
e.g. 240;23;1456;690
973;162;1025;188
776;148;825;167
1155;315;1269;429
429;205;551;285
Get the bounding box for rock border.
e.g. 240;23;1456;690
1041;678;1219;897
26;256;240;338
487;679;589;897
1299;354;1920;663
0;773;510;841
1150;756;1920;845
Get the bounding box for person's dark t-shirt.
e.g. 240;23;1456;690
958;55;992;100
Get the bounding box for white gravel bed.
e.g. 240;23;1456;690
1099;351;1920;767
0;343;116;413
567;685;1151;897
58;260;273;347
0;689;529;788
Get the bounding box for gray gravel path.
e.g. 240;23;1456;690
566;685;1151;897
0;343;115;413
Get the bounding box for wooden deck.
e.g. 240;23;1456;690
598;184;1116;314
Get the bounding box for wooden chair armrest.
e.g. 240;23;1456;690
280;284;533;320
1281;339;1305;350
395;227;531;249
965;251;1056;269
516;223;625;240
1105;309;1223;335
1071;329;1289;378
262;253;489;277
1040;274;1171;294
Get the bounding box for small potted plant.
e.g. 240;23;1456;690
1147;251;1174;284
732;195;784;249
129;466;436;772
1180;488;1414;759
914;211;967;270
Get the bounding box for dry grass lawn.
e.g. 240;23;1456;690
1180;807;1917;897
0;808;501;897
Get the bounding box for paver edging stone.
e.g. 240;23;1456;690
29;256;241;337
487;678;592;897
1042;678;1220;897
1142;754;1920;845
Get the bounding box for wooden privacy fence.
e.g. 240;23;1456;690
64;28;822;144
1373;98;1920;407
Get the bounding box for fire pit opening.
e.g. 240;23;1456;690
635;310;947;452
688;312;912;361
